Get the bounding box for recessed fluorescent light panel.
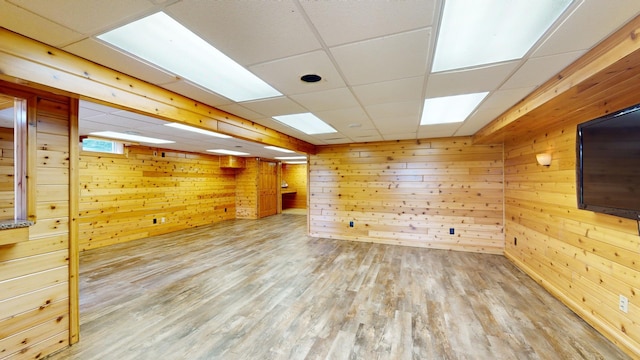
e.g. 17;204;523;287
165;123;231;138
420;92;489;125
98;12;282;102
90;131;175;144
207;149;250;156
265;146;294;153
284;161;307;165
275;156;307;160
432;0;571;72
272;113;337;135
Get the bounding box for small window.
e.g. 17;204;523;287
0;94;28;221
81;138;124;154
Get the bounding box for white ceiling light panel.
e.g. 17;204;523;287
432;0;572;72
98;12;282;102
420;92;489;125
272;113;337;135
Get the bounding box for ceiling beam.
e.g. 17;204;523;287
0;27;316;155
473;14;640;145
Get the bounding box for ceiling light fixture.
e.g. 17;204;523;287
165;123;231;138
432;0;571;72
275;156;307;160
90;131;175;144
207;149;250;156
272;113;337;135
265;146;295;153
420;92;489;125
98;12;282;102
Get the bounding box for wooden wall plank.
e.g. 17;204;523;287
309;138;504;254
504;119;640;357
235;158;259;219
282;164;307;210
78;146;236;251
0;81;72;359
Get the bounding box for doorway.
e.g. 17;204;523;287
258;160;278;218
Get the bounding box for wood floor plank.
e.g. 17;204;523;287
48;214;630;360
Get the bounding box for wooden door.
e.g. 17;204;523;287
258;160;278;218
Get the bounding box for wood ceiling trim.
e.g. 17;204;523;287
473;14;640;145
0;28;316;155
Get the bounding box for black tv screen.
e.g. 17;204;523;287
577;103;640;220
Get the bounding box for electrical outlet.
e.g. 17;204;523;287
349;221;354;228
449;228;454;235
619;295;629;313
153;218;157;224
161;217;166;224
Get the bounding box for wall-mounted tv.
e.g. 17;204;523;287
577;103;640;220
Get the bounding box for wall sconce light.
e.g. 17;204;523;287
536;153;552;166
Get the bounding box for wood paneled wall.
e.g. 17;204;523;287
78;147;236;251
0;86;71;359
504;124;640;356
0;127;14;220
309;138;504;254
235;157;259;219
282;164;307;209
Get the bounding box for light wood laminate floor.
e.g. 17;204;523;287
50;214;629;359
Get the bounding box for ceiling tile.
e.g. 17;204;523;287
365;100;422;122
63;38;179;85
8;0;640;150
314;107;375;131
249;117;326;145
300;0;436;47
417;123;459;139
249;50;345;95
165;0;321;66
340;127;380;139
290;88;359;112
426;61;519;98
381;132;418;141
372;115;419;133
331;28;431;86
239;97;307;117
350;130;384;143
534;0;640;57
352;76;425;106
0;2;85;47
161;80;234;108
457;87;535;136
455;107;506;136
110;110;169;125
501;51;585;90
483;87;537;109
8;0;155;34
314;133;351;143
216;104;266;122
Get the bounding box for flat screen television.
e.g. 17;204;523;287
577;103;640;220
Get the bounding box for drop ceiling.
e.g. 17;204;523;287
1;0;640;157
